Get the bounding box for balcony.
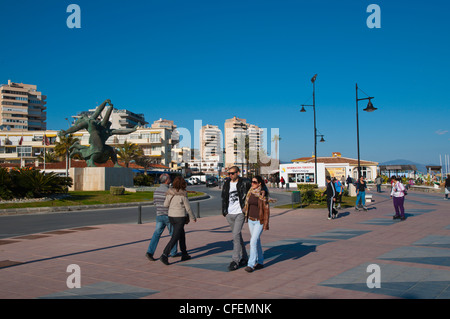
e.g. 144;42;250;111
150;150;164;157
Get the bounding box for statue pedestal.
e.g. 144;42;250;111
69;167;134;191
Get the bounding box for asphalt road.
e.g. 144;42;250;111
0;185;292;239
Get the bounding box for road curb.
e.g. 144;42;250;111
0;194;210;216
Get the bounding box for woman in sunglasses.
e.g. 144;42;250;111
242;176;276;272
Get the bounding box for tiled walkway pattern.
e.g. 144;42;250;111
0;191;449;299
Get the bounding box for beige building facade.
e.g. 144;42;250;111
0;80;47;131
224;116;263;170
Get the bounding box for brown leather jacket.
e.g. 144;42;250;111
244;193;270;231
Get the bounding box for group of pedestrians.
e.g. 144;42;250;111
145;167;276;273
322;174;409;221
145;169;419;270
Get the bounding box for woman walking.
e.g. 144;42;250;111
242;176;275;273
160;176;197;265
390;176;406;221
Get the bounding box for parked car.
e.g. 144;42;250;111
187;176;200;185
206;177;218;187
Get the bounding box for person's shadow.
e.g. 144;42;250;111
187;240;233;259
262;241;317;268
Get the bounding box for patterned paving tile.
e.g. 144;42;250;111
181;238;333;272
38;281;159;299
319;262;450;299
377;246;450;267
412;236;450;249
309;229;371;239
359;218;399;226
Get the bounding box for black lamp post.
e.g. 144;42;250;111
355;83;378;178
300;74;324;184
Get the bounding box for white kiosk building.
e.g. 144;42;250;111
280;152;378;188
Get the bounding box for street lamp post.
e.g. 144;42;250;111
300;74;324;185
355;83;378;178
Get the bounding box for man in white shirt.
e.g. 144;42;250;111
221;166;251;271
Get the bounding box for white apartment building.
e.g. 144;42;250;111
224;116;263;170
200;124;222;163
0;80;47;131
0;119;179;169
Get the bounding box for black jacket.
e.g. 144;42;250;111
221;177;251;216
323;181;336;199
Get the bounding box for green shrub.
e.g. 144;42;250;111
110;186;125;195
134;174;154;186
0;168;72;199
297;183;318;191
0;168;13;200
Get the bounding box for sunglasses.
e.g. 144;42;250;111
252;181;259;184
228;171;238;175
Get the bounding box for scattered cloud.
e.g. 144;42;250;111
435;129;448;135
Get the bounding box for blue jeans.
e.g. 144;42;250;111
247;219;264;268
356;191;366;207
147;215;177;256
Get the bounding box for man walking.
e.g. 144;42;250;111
145;173;178;261
323;176;338;220
221;166;251;271
334;177;343;210
375;175;383;193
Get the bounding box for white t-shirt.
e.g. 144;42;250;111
228;181;242;215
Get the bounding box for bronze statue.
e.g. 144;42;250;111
59;99;138;167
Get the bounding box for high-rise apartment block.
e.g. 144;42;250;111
0;80;47;131
224;116;263;169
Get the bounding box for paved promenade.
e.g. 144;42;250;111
0;189;449;302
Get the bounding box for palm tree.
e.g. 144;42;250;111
37;151;59;163
54;134;80;160
135;155;157;174
116;141;143;167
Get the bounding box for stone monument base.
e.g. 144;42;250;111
69;167;134;191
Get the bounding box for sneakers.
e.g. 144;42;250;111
239;259;248;267
228;259;248;271
145;252;156;261
244;266;254;273
245;264;264;273
181;254;191;261
228;261;239;271
159;254;169;265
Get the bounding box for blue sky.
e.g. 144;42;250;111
1;0;449;165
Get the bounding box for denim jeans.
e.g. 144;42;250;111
147;215;177;257
356;191;366;207
247;219;264;268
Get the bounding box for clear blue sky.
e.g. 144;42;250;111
1;0;449;165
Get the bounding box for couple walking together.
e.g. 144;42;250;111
221;166;276;272
145;174;197;265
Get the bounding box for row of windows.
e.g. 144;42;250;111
0;90;27;96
